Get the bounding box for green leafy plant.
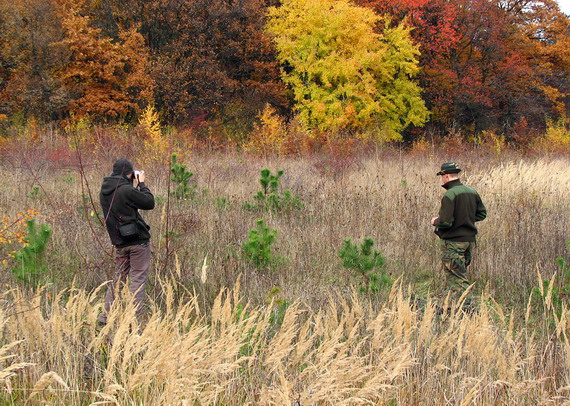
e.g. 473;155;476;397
216;196;229;210
242;219;279;270
170;153;197;200
244;168;303;212
338;237;392;294
62;172;74;183
11;219;51;284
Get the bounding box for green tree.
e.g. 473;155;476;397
244;168;303;212
11;219;51;285
266;0;429;140
339;237;392;294
242;219;278;270
170;154;196;200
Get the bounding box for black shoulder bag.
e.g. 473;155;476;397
119;222;139;239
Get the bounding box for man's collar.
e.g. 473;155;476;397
442;178;462;190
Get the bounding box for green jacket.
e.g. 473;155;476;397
434;179;486;242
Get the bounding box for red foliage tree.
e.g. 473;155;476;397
356;0;570;136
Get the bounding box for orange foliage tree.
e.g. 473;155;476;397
514;0;570;119
53;0;154;122
0;0;68;121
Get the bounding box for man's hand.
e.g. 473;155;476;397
431;217;438;226
136;170;146;184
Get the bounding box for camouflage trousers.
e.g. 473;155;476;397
440;240;475;300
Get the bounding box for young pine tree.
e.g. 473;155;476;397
170;154;196;200
11;219;52;285
339;237;392;294
242;219;278;270
246;168;303;212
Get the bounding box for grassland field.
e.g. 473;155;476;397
0;142;569;404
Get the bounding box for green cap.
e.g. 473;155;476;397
436;162;461;176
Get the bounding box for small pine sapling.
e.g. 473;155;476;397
28;185;41;199
242;219;278;270
11;219;51;285
170;153;197;200
338;237;392;294
251;168;281;209
245;168;303;212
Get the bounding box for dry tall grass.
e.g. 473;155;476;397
0;133;569;403
0;147;568;303
1;276;570;405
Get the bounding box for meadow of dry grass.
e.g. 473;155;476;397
1;274;570;404
0;133;569;404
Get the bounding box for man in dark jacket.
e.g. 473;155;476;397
431;162;486;302
98;158;155;325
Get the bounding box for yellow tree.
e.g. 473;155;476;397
266;0;429;140
53;0;153;121
517;0;570;119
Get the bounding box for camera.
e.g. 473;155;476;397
134;170;141;179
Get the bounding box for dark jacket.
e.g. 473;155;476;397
100;175;155;247
434;179;486;242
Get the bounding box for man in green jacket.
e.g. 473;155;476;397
431;162;486;302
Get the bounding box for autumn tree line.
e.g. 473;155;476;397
0;0;568;144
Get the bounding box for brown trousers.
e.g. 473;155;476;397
98;242;151;324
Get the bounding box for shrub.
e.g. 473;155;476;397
409;135;433;157
473;130;506;155
243;104;288;156
242;219;279;270
0;209;41;257
244;168;303;212
338;237;392;294
312;138;357;179
140;104;171;164
541;118;570;151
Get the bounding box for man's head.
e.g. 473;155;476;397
437;162;461;184
112;158;134;178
